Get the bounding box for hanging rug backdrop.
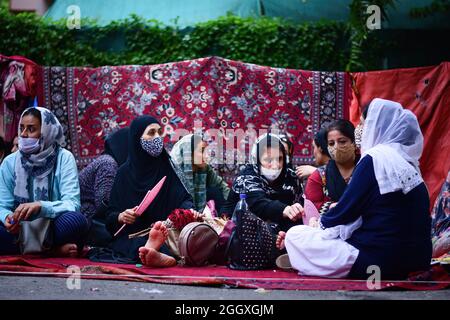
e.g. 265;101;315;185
38;56;350;182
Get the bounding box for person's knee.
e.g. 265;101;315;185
285;225;308;242
74;212;89;234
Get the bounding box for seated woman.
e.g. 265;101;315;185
304;120;359;214
295;127;331;180
279;98;432;280
431;171;450;258
79;127;129;220
102;116;194;267
0;107;88;257
221;133;304;231
170;134;230;213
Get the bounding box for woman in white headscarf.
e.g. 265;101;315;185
280;98;432;279
0;107;88;257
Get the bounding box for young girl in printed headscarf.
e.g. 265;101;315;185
0;107;88;257
170;134;230;212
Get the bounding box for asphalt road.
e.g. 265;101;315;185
1;275;449;300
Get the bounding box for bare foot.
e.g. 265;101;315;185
276;231;286;250
138;247;177;268
53;243;78;257
79;245;92;258
145;221;168;251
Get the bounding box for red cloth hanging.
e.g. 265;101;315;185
0;54;39;141
350;62;450;210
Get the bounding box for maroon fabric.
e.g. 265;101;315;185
0;256;448;291
350;62;450;209
0;54;39;141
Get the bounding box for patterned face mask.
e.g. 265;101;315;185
140;136;164;157
354;124;363;149
328;143;355;164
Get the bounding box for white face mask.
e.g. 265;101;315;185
18;137;40;154
260;166;282;182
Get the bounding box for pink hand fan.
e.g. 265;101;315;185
302;195;321;226
114;176;167;237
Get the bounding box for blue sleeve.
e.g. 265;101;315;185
0;154;16;224
39;150;81;218
321;155;377;228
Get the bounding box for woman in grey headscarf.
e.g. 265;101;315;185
0;107;88;257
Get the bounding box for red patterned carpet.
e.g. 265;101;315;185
0;256;448;291
38;56;351;183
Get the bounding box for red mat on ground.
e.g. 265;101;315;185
0;256;449;291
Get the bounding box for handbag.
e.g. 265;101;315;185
227;208;280;270
18;218;54;255
178;222;219;266
165;228;181;259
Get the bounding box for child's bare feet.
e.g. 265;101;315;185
138;247;177;268
138;221;176;267
145;221;168;251
276;231;286;250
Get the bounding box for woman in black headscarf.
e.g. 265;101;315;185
99;116;193;263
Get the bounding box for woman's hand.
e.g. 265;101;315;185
4;214;20;234
118;206;138;224
283;203;304;221
13;202;41;222
295;165;316;179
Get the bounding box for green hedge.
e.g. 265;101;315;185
0;8;384;71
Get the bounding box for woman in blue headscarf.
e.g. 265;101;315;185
0;107;88;256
